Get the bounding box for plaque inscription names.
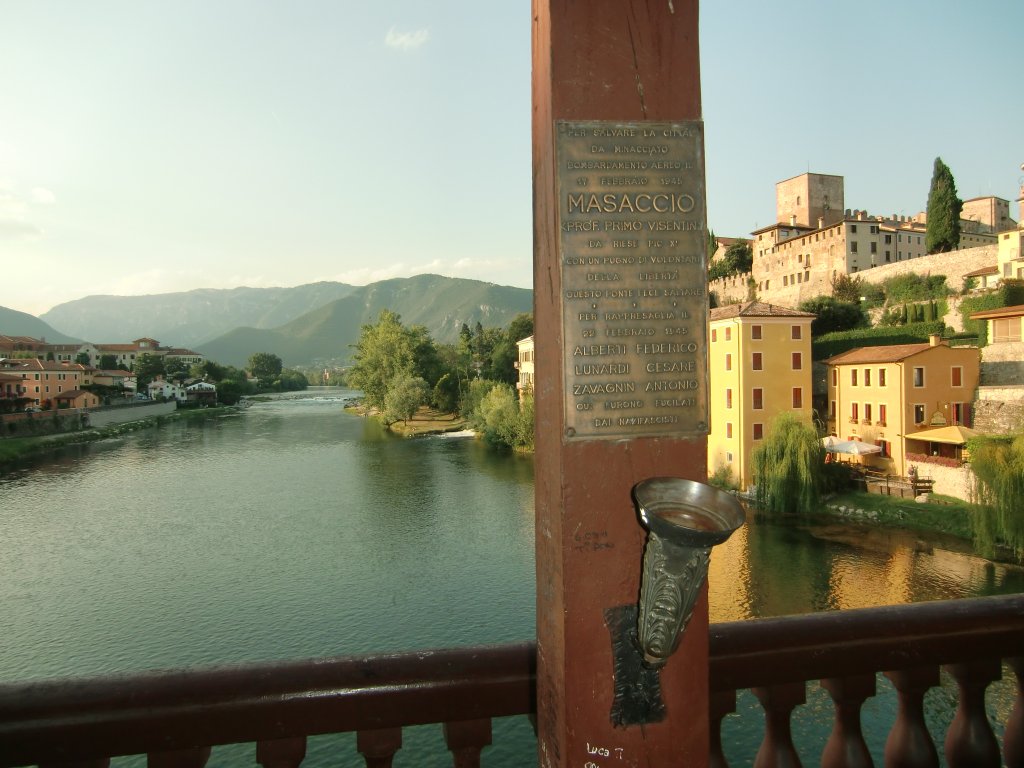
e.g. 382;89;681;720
556;120;709;440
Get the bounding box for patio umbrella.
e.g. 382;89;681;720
821;435;842;450
830;440;882;456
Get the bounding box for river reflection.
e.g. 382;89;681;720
1;390;1020;767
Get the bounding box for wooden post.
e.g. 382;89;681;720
532;2;709;766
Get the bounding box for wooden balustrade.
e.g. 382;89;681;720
1;595;1021;767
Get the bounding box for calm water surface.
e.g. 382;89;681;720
1;389;1021;766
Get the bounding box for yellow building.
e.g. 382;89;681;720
996;229;1024;281
707;302;815;490
825;336;980;476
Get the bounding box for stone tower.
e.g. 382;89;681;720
776;172;844;229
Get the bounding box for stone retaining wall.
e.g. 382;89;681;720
87;401;176;428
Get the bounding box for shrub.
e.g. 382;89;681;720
812;321;945;361
967;434;1024;561
959;281;1024;346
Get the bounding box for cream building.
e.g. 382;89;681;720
707;302;815;490
515;335;534;399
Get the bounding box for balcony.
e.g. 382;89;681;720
1;595;1021;768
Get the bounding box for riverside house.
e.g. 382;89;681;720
706;301;815;490
825;335;981;476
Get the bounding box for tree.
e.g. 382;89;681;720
830;273;865;304
383;375;429;425
751;413;824;516
925;157;962;254
506;313;534;345
215;380;243;406
75;352;91;365
98;354;119;370
164;358;189;383
968;433;1024;561
133;353;165;391
798;296;869;335
347;310;417;410
248;352;283;383
708;242;752;282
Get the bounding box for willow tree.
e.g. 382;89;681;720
968;433;1024;561
751;413;824;516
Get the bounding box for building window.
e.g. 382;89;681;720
792;352;802;370
951;366;963;387
851;402;859;421
792;388;803;409
711;329;717;342
878;404;887;425
832;369;838;386
726;452;733;463
751;325;762;340
752;352;763;371
879;369;886;387
851;224;858;234
851;241;859;253
726;422;733;439
864;369;871;387
791;325;801;340
913;367;925;387
725;328;732;341
851;369;858;386
914;404;926;424
725;353;732;371
953;402;972;426
871;242;877;254
752;388;763;410
726;389;733;409
864;403;872;422
753;423;764;441
877;440;891;458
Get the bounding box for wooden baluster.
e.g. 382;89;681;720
257;737;307;768
710;689;737;768
356;728;402;768
147;747;211;768
883;666;940;768
943;660;1002;768
821;674;876;768
443;718;492;768
751;681;806;768
1004;657;1024;768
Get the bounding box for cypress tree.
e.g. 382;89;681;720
925;157;962;254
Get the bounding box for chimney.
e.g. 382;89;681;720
817;216;824;229
790;215;796;226
928;334;943;347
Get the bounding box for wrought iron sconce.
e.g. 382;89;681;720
633;476;745;667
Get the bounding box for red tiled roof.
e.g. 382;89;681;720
824;343;932;365
968;303;1024;321
709;301;816;321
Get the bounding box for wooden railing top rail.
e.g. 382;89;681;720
710;593;1024;692
0;643;536;766
1;595;1021;766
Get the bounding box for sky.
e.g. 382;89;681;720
1;0;1021;317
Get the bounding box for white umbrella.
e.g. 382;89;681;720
831;440;882;456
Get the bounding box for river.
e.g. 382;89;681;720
1;389;1021;766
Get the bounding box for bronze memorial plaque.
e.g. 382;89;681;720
556;120;709;440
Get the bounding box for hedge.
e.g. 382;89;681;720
812;321;945;361
959;281;1024;347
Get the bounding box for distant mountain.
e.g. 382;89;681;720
197;274;533;367
0;306;80;344
39;282;357;347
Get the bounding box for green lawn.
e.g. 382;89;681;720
824;490;973;540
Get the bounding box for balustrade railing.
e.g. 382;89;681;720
1;595;1021;768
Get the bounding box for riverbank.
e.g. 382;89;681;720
344;402;470;437
0;406;240;468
